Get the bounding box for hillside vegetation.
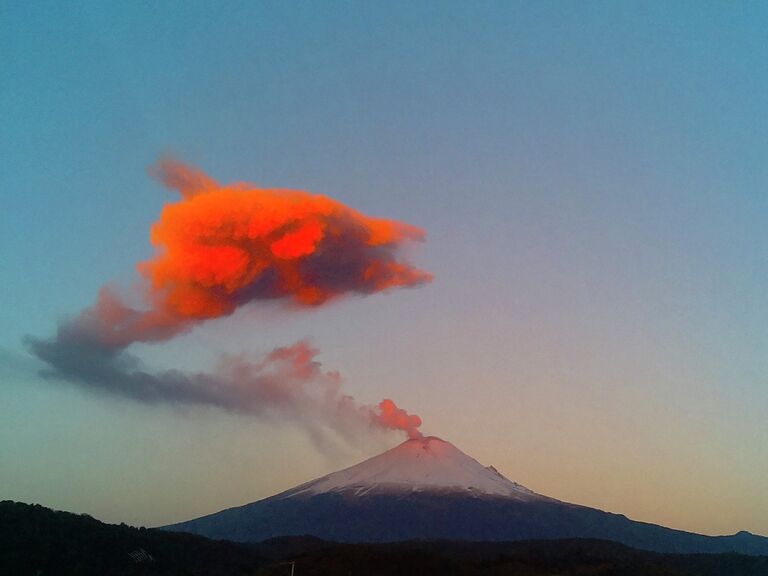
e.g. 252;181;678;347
2;500;767;575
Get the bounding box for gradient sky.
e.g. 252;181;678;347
2;1;767;536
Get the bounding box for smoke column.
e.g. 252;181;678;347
26;159;429;442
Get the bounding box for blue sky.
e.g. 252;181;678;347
1;1;767;535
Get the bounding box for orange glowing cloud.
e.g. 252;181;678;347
373;398;423;439
105;158;432;341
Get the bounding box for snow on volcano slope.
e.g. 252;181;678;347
285;436;547;500
164;436;768;553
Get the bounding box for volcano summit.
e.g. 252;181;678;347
289;436;546;500
165;437;768;555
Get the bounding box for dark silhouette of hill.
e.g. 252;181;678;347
3;500;768;575
0;500;265;575
252;537;768;576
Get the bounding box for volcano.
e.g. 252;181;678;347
165;436;768;555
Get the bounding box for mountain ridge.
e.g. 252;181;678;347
164;437;768;555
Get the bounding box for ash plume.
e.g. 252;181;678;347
27;333;419;444
76;158;432;348
26;159;428;443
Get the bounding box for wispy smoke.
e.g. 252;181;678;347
27;332;420;445
26;160;428;443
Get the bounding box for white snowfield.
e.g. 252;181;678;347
287;436;550;501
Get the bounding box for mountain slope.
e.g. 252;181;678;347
165;437;768;555
286;435;546;500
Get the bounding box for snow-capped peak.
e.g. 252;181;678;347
287;436;547;500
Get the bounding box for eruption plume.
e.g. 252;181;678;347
27;337;422;444
374;399;423;439
84;158;431;347
26;159;428;444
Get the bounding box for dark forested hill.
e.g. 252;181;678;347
0;500;265;575
254;538;768;576
2;500;768;575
